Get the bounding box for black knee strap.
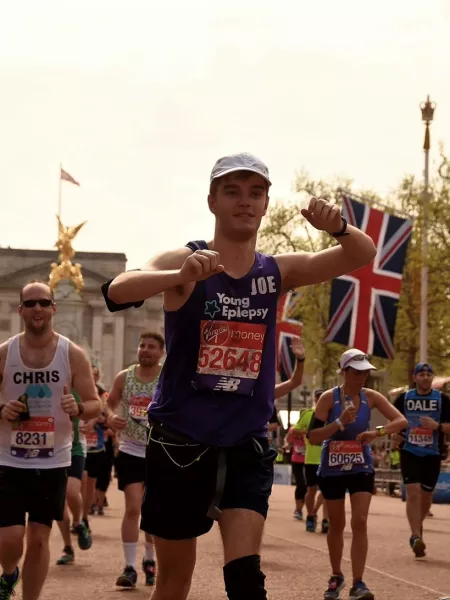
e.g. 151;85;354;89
223;554;266;600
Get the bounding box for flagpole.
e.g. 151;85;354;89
58;163;62;221
419;96;436;363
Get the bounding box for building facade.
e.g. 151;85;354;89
0;247;164;389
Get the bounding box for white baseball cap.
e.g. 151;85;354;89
210;152;271;186
338;348;376;373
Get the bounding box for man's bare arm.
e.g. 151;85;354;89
106;371;126;413
107;247;193;305
276;224;376;291
70;344;101;420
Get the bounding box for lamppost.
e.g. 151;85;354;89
419;95;436;363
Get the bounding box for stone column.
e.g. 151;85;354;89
10;313;21;335
91;304;104;357
114;314;125;375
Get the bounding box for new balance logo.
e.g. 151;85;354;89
213;378;241;392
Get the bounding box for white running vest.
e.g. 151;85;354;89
0;334;72;468
118;365;160;459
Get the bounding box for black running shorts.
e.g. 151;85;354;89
68;454;85;481
84;450;105;479
305;464;320;488
400;450;441;492
115;450;146;491
319;472;375;500
0;466;68;528
140;424;277;540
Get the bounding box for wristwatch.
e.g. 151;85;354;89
376;425;386;437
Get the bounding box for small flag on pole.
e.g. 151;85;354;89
60;168;80;187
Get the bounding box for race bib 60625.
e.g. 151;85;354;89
328;440;364;469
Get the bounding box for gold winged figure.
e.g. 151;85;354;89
49;216;87;292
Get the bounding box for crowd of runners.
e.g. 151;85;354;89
0;153;449;600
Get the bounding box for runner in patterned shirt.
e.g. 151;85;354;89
106;331;164;588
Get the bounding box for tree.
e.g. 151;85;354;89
259;161;450;389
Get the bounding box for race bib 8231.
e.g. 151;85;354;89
11;417;55;459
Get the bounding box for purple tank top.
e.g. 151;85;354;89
148;240;282;446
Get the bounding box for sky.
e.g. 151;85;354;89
1;0;449;270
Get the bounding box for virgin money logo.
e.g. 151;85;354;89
203;321;229;345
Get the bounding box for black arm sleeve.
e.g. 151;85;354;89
306;415;326;439
269;407;281;425
440;393;450;423
394;393;406;415
101;274;145;313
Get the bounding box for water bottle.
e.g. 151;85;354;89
344;395;354;410
18;393;30;422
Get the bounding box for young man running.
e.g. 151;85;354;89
309;348;406;600
106;331;164;588
296;388;329;533
394;363;450;557
0;281;100;600
103;152;376;600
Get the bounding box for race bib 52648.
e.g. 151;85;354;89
408;427;433;447
11;417;55;459
328;440;364;469
197;320;265;378
195;320;266;395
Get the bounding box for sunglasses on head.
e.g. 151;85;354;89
21;299;53;308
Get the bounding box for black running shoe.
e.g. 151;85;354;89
348;580;374;600
324;574;345;600
75;522;92;551
0;568;19;600
306;515;317;533
321;518;329;534
56;546;75;565
142;559;156;586
116;566;138;588
410;535;426;558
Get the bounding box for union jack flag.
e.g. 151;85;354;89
326;193;413;359
276;290;303;380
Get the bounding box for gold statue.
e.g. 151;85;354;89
49;216;87;292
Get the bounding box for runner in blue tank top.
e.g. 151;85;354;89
102;153;376;600
393;362;450;558
309;348;406;600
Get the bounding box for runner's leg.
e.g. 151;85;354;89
405;483;422;537
219;508;267;599
349;492;372;583
121;482;144;566
325;499;346;576
151;538;197;600
0;525;24;575
21;523;51;600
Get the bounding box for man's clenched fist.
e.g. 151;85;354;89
301;197;343;234
179;250;225;283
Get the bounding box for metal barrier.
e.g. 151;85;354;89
374;468;402;495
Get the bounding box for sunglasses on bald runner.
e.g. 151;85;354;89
21;299;54;308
